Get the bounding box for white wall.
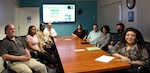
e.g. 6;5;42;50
137;0;150;42
97;0;150;42
97;0;138;29
0;0;18;39
0;0;18;72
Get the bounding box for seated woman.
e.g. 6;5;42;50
72;24;87;40
111;27;149;73
96;25;111;51
36;23;55;54
26;25;56;68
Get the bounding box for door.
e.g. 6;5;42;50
100;2;122;33
18;7;40;36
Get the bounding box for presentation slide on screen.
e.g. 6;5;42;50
43;4;75;23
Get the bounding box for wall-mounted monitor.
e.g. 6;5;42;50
43;3;75;23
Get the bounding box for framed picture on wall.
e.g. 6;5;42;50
128;11;134;22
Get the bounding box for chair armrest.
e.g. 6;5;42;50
3;60;11;69
137;66;150;73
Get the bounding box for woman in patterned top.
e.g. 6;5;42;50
111;27;149;73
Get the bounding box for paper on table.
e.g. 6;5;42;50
64;39;72;41
86;47;101;51
75;49;85;52
95;55;115;63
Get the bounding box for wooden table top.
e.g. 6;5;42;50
55;36;130;73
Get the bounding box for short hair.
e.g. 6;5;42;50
117;23;124;30
4;24;12;34
93;24;98;28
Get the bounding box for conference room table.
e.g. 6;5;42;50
54;36;130;73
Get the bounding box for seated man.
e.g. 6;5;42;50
87;24;102;45
108;23;124;52
44;23;57;37
0;24;47;73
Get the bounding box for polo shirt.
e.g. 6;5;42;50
0;36;26;56
87;30;102;44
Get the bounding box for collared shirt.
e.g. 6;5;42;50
36;30;53;46
0;36;26;56
87;30;102;44
43;28;57;37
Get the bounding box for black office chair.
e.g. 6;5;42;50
137;66;150;73
84;29;88;35
137;42;150;73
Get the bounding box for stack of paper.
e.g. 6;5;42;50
75;49;85;52
95;55;115;63
86;47;101;51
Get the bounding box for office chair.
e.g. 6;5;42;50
137;42;150;73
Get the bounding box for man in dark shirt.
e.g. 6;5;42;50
0;24;47;73
108;23;124;52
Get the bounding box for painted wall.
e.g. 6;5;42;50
19;0;97;36
137;0;150;42
0;0;18;71
97;0;137;30
97;0;150;42
0;0;18;39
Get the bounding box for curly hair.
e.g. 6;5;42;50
101;25;110;33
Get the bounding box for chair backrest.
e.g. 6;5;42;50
84;30;88;35
145;42;150;61
137;42;150;73
110;32;117;41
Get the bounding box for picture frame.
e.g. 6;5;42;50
128;11;134;22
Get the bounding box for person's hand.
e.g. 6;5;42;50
26;53;31;58
20;55;30;61
121;56;131;63
49;35;53;38
41;49;46;53
74;35;77;37
72;35;77;38
110;41;114;45
83;35;87;41
45;44;51;48
25;48;31;59
108;45;113;49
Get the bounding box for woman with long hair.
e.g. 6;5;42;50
111;27;149;73
26;25;56;68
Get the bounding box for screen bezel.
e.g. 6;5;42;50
42;3;76;24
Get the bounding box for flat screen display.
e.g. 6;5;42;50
43;3;75;23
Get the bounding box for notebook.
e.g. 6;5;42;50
95;55;115;63
86;47;101;51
